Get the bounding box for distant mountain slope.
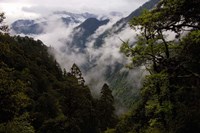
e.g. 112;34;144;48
70;18;109;50
11;12;98;35
63;0;161;108
9;0;161;109
11;19;45;34
116;0;161;27
94;0;161;47
92;0;161;107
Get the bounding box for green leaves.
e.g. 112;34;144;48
0;33;105;132
118;0;200;132
0;113;35;133
122;0;200;71
0;67;30;122
97;84;117;132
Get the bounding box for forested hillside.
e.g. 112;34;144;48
0;13;117;132
0;0;200;132
8;0;162;110
113;0;200;132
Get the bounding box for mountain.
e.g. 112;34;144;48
92;0;161;106
70;18;109;50
11;12;98;35
0;33;117;132
114;0;161;30
10;0;161;108
11;19;45;34
94;0;161;47
69;0;161;107
2;0;200;132
53;11;98;25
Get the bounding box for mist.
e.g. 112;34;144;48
8;9;150;116
10;11;147;99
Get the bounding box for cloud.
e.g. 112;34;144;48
1;0;148;23
21;11;140;95
0;3;39;24
5;0;149;97
2;1;152;116
82;25;138;93
46;15;146;97
29;16;89;71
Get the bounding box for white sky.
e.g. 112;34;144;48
0;0;148;23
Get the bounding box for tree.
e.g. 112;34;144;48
0;113;35;133
0;12;9;33
70;63;85;85
121;0;200;73
121;9;173;73
0;66;30;123
97;84;117;131
153;0;200;32
118;0;200;132
0;31;102;132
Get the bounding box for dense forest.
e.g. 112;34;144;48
115;0;200;132
0;0;200;132
0;13;117;132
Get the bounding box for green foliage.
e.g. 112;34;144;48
122;0;200;72
0;33;117;132
0;65;30;122
107;70;140;108
0;12;9;33
104;128;116;133
0;113;35;133
122;8;174;72
117;0;200;133
97;84;118;132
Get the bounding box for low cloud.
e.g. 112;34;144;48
1;0;148;24
9;9;147;97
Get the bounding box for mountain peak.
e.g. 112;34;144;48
78;18;109;30
71;18;110;50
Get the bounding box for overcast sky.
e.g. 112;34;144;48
0;0;148;23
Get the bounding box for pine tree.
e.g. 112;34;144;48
98;84;117;131
0;12;9;33
70;63;85;85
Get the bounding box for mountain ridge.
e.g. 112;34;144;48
94;0;161;47
11;12;99;35
9;0;161;108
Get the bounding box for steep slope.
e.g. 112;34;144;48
11;19;45;34
92;0;161;107
63;0;161;108
114;0;161;31
70;18;109;50
9;0;161;109
0;33;117;132
11;12;97;35
94;0;161;47
108;0;160;97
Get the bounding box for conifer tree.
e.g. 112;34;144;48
98;84;117;131
0;12;8;33
70;63;85;85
